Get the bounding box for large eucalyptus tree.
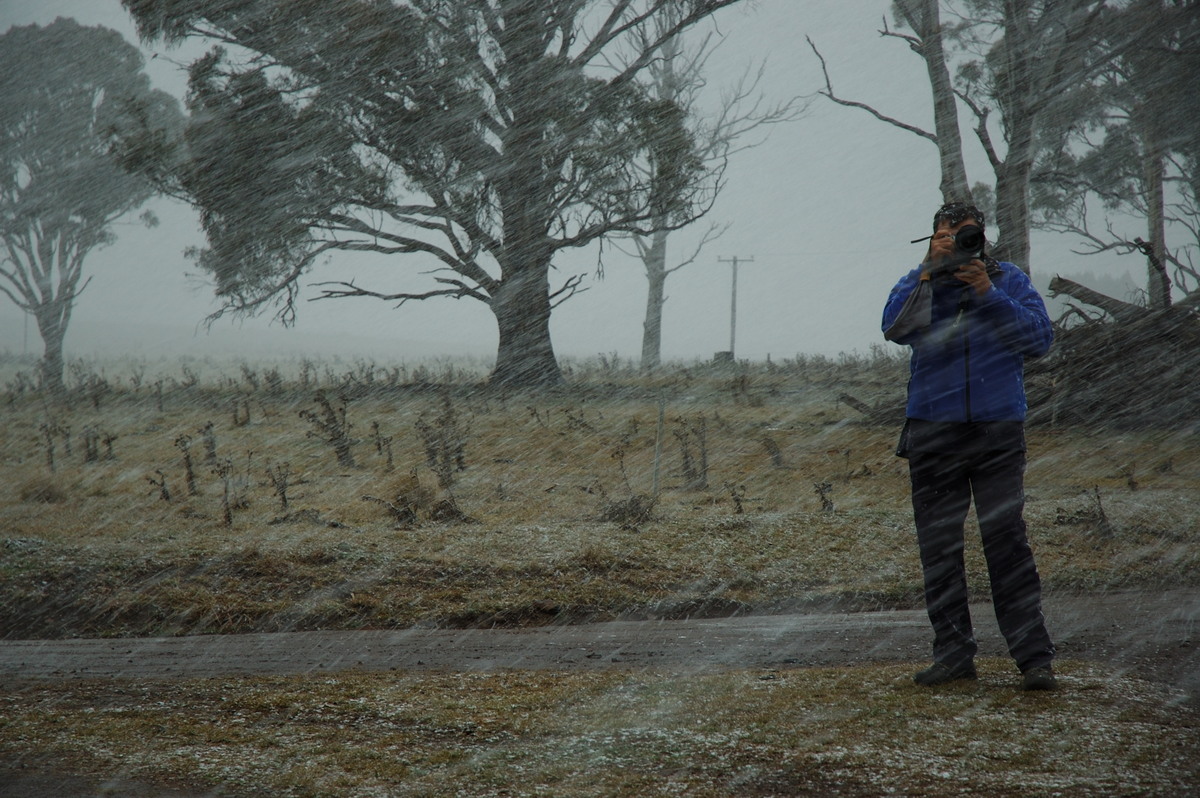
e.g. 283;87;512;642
0;18;180;395
121;0;747;387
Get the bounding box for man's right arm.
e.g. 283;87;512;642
882;267;927;344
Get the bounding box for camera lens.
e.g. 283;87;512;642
954;225;984;253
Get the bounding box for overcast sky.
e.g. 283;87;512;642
0;0;1134;366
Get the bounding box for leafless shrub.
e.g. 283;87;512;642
815;481;835;513
82;426;100;463
363;468;473;527
6;371;36;398
199;422;217;464
266;462;290;511
231;395;251;427
674;415;709;491
362;493;417;527
728;374;765;407
299;359;319;391
1054;487;1114;536
760;435;785;468
263;367;283;394
146;470;171;502
527;406;548;427
68;361;110;410
176;434;198;496
370;422;395;473
589;447;656;530
416;390;467;489
597;490;656;530
726;482;747;514
215;460;234;526
563;407;595;432
180;365;199;390
239;363;260;391
214;454;252;527
300;390;356;468
1118;463;1138;492
39;422;57;473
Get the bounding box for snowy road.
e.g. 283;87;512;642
3;590;1197;698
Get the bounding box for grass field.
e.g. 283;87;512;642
2;352;1199;796
6;661;1199;797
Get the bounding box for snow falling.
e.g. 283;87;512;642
2;1;1199;796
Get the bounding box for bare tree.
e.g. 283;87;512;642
893;0;974;203
950;0;1113;269
616;10;805;370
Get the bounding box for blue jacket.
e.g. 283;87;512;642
882;262;1053;422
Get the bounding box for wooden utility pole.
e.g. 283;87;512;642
718;255;754;358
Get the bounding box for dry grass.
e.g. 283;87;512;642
2;353;1198;638
3;353;1200;795
2;659;1197;797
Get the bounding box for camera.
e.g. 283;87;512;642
953;225;985;260
932;224;986;278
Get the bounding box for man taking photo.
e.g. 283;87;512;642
883;202;1058;691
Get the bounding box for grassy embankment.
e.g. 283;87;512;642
3;352;1196;638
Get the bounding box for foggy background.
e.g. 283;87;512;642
0;0;1136;366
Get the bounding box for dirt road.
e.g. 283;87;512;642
3;590;1197;698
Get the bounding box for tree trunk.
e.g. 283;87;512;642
489;261;563;388
992;147;1033;273
1142;147;1172;309
895;0;973;203
34;304;67;397
640;230;669;371
976;0;1039;273
1048;275;1146;322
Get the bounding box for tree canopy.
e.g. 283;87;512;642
0;17;182;394
121;0;747;386
1033;0;1200;308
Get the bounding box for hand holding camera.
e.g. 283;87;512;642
924;224;991;294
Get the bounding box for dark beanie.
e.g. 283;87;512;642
933;202;985;231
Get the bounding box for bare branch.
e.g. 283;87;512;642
806;36;936;143
310;274;488;306
664;222;729;278
879;15;922;51
954;88;1001;171
548;272;588;309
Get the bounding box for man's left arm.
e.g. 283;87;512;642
976;268;1054;357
